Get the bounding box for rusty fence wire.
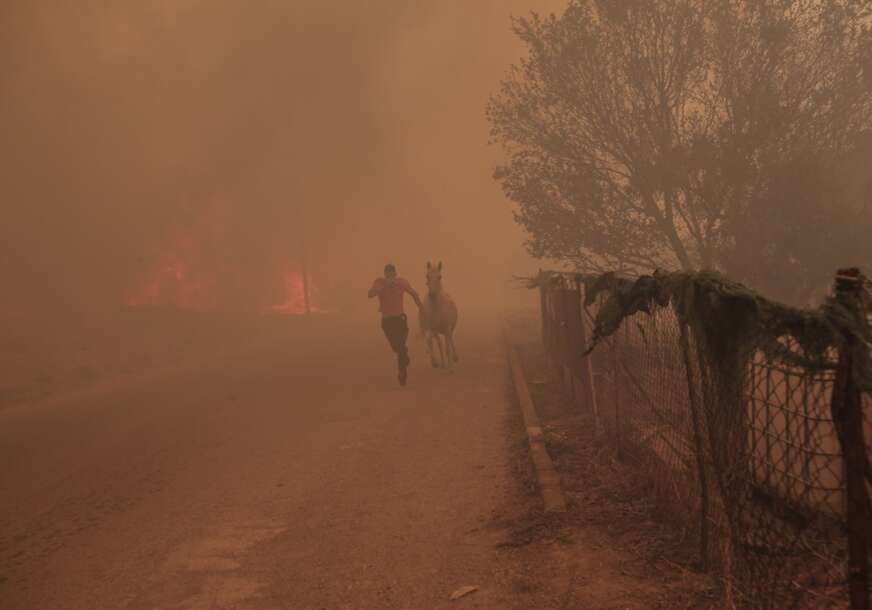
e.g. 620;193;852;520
536;271;872;610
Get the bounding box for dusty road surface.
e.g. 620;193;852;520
0;312;558;610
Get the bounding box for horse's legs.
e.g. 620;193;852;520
426;332;438;368
448;333;459;363
440;334;452;371
436;334;447;369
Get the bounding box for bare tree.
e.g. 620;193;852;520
488;0;872;302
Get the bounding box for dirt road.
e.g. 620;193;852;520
0;313;559;609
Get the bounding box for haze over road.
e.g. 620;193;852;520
0;312;551;610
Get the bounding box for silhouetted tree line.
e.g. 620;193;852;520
488;0;872;305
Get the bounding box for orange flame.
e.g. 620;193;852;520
271;271;320;315
126;233;216;310
127;226;322;313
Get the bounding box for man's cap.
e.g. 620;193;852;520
384;263;397;274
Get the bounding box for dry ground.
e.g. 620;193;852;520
0;308;306;411
1;306;725;610
0;309;571;609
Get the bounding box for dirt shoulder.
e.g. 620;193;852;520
504;329;719;609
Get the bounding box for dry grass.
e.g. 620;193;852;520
516;339;721;609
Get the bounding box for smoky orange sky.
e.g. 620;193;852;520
1;1;564;316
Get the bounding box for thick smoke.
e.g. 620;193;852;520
1;1;562;317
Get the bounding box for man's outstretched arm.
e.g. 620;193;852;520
368;280;382;299
405;284;423;309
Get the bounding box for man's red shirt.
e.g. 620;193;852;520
372;277;413;317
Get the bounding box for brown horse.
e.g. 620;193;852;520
419;261;459;369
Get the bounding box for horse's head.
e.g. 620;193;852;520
426;261;443;297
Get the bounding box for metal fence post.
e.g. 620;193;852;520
578;282;600;432
556;282;570;385
679;319;711;570
539;271;548;355
560;289;574;398
612;330;622;458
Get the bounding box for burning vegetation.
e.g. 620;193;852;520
126;230;318;315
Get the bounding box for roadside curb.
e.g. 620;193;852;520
504;337;567;514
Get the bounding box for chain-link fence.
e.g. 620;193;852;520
534;268;872;609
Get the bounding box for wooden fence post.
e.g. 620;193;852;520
559;286;580;404
830;268;872;610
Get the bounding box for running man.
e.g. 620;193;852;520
368;263;423;386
